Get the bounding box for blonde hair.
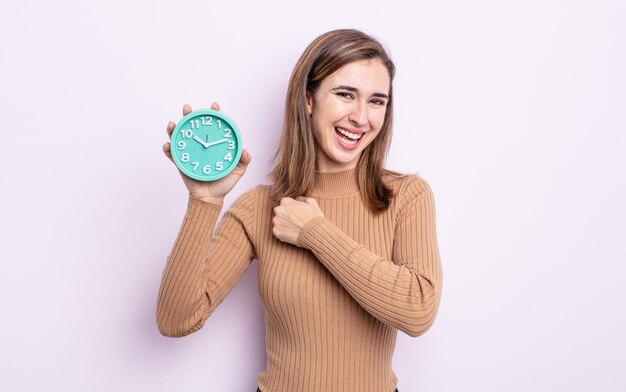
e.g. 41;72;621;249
270;29;400;212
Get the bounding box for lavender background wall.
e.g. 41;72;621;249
1;0;624;391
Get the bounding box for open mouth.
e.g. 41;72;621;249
335;127;364;145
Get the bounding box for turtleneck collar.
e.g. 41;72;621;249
309;168;360;198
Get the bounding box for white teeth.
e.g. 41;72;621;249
336;127;362;140
340;137;357;145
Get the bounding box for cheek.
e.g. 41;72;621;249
319;99;351;121
364;111;386;145
311;103;339;136
372;109;387;130
310;118;328;146
365;129;382;145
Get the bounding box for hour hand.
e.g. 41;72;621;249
192;133;209;148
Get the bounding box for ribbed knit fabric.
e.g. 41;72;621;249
157;168;442;392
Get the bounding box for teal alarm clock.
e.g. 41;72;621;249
170;109;243;181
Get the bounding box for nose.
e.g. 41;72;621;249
348;100;368;126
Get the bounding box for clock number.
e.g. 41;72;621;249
177;141;186;149
203;165;211;174
190;119;200;129
191;162;199;171
181;129;193;138
227;140;235;150
181;153;190;162
224;129;232;138
224;152;233;162
216;119;222;129
216;162;223;171
201;116;213;126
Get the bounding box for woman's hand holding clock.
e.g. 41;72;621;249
163;102;252;204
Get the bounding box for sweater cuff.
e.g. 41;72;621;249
182;195;223;238
188;194;224;209
296;216;358;256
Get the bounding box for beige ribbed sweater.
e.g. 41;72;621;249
157;168;442;392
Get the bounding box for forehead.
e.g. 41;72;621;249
322;59;390;93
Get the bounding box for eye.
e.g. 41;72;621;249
335;91;354;99
370;98;387;106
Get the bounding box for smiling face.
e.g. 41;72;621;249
307;58;391;173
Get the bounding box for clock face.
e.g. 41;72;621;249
170;109;243;181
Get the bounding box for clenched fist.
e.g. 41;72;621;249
272;196;324;245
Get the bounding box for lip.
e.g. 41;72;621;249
334;126;365;151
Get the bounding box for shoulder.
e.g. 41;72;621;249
384;169;433;195
383;170;435;212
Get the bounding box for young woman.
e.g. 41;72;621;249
158;29;442;392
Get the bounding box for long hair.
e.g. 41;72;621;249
270;29;400;213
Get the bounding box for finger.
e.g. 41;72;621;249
166;121;175;138
211;102;220;111
182;104;192;116
273;208;286;221
272;216;290;229
295;196;315;205
237;149;252;166
162;143;173;161
234;149;252;176
280;197;295;206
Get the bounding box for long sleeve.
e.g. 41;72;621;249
295;176;442;337
156;189;257;337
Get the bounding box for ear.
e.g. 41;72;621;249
306;92;313;115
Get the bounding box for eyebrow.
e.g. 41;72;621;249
332;85;389;99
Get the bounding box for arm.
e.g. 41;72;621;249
295;177;442;337
158;102;254;337
156;190;256;337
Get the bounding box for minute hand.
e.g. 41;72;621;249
206;138;228;148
